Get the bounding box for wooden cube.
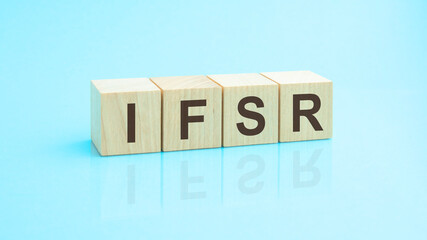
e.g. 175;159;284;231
261;71;332;142
150;75;222;151
91;78;161;156
207;73;279;147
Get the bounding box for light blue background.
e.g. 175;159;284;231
1;0;426;239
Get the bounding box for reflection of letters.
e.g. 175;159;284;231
180;161;206;200
293;149;322;188
238;155;265;194
127;165;135;204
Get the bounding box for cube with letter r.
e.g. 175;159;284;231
261;71;332;142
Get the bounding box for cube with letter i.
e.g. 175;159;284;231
261;71;332;142
91;78;161;156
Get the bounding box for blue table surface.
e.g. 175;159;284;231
1;1;426;239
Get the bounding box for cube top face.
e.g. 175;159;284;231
261;72;332;142
91;79;161;156
91;78;160;93
207;73;276;88
261;71;331;85
150;75;222;152
150;75;220;90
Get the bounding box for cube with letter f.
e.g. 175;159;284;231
150;75;222;151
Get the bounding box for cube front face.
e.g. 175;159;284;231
222;85;279;147
101;91;161;155
91;79;161;156
279;82;332;142
161;88;222;151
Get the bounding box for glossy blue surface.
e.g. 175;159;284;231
1;0;426;239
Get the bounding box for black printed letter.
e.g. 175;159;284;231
181;100;207;139
293;94;323;132
237;96;265;136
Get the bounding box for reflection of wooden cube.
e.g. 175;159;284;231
150;75;222;151
207;73;279;147
261;71;332;142
91;78;161;156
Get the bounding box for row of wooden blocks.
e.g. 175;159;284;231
91;71;333;156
